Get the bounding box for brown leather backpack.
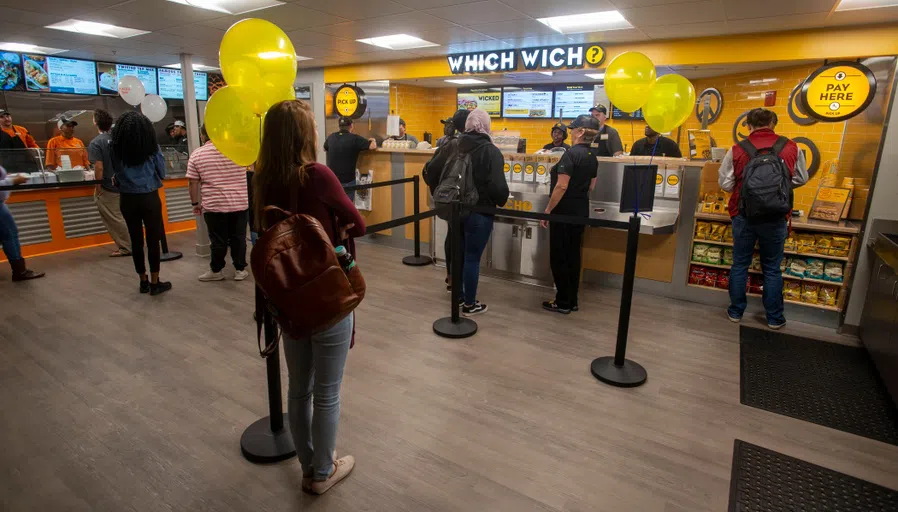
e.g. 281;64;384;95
251;206;365;344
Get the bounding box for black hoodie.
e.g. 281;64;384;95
457;132;509;208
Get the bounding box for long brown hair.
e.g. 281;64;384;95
253;100;318;230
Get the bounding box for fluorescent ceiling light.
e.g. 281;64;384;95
45;20;149;38
167;0;284;15
445;78;486;84
836;0;898;10
296;55;312;61
0;42;68;54
537;10;632;35
357;34;438;50
538;71;553;76
164;63;219;71
585;73;605;80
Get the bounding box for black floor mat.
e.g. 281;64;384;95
729;440;898;511
740;326;898;446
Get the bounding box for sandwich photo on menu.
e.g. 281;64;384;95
23;55;49;92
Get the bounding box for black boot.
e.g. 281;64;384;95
10;259;45;281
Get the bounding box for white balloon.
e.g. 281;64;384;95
118;75;146;106
140;95;168;123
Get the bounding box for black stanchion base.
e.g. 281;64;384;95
160;251;183;262
433;317;477;339
402;254;433;266
590;357;647;388
240;414;296;464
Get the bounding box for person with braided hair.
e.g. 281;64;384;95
111;111;171;296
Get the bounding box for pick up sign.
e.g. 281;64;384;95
799;61;876;122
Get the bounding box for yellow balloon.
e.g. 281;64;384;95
205;86;261;166
604;51;656;113
219;18;297;114
643;74;696;134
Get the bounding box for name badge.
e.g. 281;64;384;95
600;134;609;141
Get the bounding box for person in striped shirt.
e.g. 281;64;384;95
187;125;250;282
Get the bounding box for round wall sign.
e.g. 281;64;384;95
799;61;876;122
333;84;367;119
788;82;817;126
695;88;723;125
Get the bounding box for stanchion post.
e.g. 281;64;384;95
433;201;477;338
240;305;297;463
159;229;183;262
402;175;433;267
590;214;647;387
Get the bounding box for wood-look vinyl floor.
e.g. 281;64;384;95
1;233;896;512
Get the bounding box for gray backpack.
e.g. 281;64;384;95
433;146;481;220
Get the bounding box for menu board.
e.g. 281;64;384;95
23;55;97;95
97;62;158;96
553;85;594;118
612;105;644;120
502;86;553;118
457;87;502;118
158;68;209;101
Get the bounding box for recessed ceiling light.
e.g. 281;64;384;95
538;71;553;76
357;34;439;50
0;42;68;54
46;20;150;39
296;55;312;61
537;11;632;35
167;0;284;15
836;0;898;10
164;63;219;71
445;78;487;85
585;73;605;80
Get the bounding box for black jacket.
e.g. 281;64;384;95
423;136;459;195
457;132;509;208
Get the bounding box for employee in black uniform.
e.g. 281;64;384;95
542;123;570;151
588;104;623;157
630;126;682;157
0;109;40;173
386;118;419;146
323;116;377;202
541;114;599;314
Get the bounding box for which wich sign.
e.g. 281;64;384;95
448;44;605;74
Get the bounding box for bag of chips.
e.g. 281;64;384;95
830;235;851;257
820;285;839;307
824;261;844;282
750;253;762;272
787;258;807;278
689;265;706;285
801;283;819;304
706;246;722;265
703;268;719;288
748;274;763;295
717;269;730;289
723;224;734;243
783;280;801;300
709;223;726;242
781;256;791;273
805;258;825;280
723;248;734;265
692;244;709;263
784;234;797;252
796;233;817;254
815;234;833;255
695;222;711;240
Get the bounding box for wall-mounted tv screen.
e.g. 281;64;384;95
457;87;502;118
97;62;158;96
158;68;208;101
23;55;98;95
502;85;553;118
553;85;594;118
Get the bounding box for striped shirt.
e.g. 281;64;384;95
186;141;248;213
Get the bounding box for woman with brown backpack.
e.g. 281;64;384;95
252;100;366;495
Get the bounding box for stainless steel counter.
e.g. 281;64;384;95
860;226;898;406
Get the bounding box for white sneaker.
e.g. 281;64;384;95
198;270;225;282
234;270;250;281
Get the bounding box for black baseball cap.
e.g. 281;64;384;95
451;109;470;129
338;116;353;128
440;117;453;125
567;114;600;130
551;122;567;137
0;109;9;116
57;116;78;128
589;104;608;114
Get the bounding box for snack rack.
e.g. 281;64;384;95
686;209;861;313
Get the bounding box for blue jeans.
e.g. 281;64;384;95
728;215;787;325
462;212;494;305
282;313;354;481
342;180;356;204
0;203;22;261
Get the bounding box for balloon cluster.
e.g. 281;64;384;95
206;19;297;166
118;75;168;123
604;52;696;135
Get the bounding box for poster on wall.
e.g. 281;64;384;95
97;62;158;96
0;53;23;91
502;86;553;118
158;68;208;101
457;87;502;117
799;61;877;122
553;85;593;118
24;55;98;95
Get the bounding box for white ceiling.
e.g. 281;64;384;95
1;0;897;70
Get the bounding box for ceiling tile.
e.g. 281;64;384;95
447;40;514;53
0;6;69;27
414;26;495;45
573;28;650;43
69;10;175;31
621;1;725;27
723;0;837;20
499;35;576;48
392;0;478;8
611;0;713;7
498;0;616;18
726;12;830;33
199;4;348;32
284;29;347;47
425;0;529;25
315;12;456;40
468;19;559;39
159;24;227;43
103;0;227;24
292;0;412;21
826;5;898;25
640;20;729;39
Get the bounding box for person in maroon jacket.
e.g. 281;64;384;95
253;100;365;495
718;108;808;329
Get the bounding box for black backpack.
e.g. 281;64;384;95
432;146;481;220
737;137;793;221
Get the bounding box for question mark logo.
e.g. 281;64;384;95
586;45;604;65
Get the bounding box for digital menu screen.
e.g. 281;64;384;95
502;86;553;118
457;87;502;118
0;53;23;91
554;85;594;118
97;62;158;96
24;55;97;95
158;68;209;101
612;105;644;120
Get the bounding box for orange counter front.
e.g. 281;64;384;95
1;178;196;262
